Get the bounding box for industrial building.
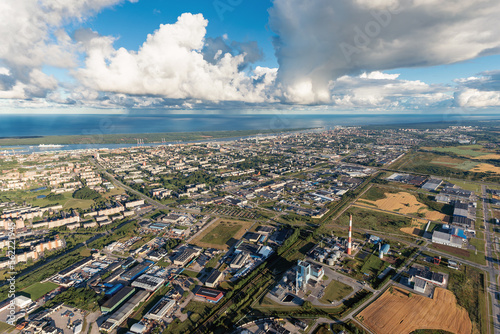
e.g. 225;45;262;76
145;297;176;321
414;277;427;293
205;270;224;288
101;286;135;313
230;252;249;269
131;274;164;291
173;247;201;266
100;290;149;333
410;266;445;286
379;244;390;259
421;179;442;191
195;287;224;303
121;263;150;281
295;260;324;292
431;230;464;248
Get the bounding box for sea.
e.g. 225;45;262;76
1;113;499;154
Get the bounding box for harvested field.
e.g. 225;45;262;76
400;227;423;237
469;163;500;175
472;154;500;160
432;243;470;257
360;192;445;221
191;219;253;250
358;287;471;334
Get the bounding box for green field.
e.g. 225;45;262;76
319;279;354;304
19;282;59;300
0;189;95;211
360;254;388;277
430;160;478;171
199;222;243;245
424;145;490;158
0;322;15;333
338;206;412;235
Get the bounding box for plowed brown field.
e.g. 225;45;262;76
358;287;472;334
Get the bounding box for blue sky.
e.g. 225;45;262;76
1;0;500;113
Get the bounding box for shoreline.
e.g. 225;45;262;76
0;127;315;146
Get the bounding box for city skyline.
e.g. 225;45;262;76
1;0;500;114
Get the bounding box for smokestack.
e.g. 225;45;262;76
347;214;352;255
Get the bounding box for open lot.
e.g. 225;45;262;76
191;219;253;250
358;287;471;334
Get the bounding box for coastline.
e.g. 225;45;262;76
0;127;314;146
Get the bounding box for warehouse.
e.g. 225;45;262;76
131;274;164;291
101;286;135;313
413;277;427;293
431;230;463;248
121;263;150;281
205;270;224;288
59;256;93;277
100;290;149;332
230;252;249;269
195;287;224;303
145;297;176;321
173;247;200;266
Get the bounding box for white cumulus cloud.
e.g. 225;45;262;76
75;13;278;103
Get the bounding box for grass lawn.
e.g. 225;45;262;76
444;179;481;193
319;280;354;304
0;322;15;333
20;282;59;300
198;220;248;247
181;269;200;278
360;254;388;277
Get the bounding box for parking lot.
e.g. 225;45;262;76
51;305;85;334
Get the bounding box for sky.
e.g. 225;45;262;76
1;0;500;114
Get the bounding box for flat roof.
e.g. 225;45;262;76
196;287;224;300
101;286;135;310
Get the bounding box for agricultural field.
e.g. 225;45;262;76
358;191;445;221
319;279;353;304
358;287;471;334
191;219;253;250
469;163;500;175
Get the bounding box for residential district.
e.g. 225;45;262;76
1;123;500;334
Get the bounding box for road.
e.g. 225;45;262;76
482;184;500;334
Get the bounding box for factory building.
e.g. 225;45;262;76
173;247;201;266
99;290;149;333
121;263;150;281
195;287;224;303
101;286;135;313
432;230;464;248
379;244;390;259
205;270;224;288
230;252;249;269
145;297;176;321
131;274;164;291
295;260;324;292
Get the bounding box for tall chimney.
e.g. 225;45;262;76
347;214;352;255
